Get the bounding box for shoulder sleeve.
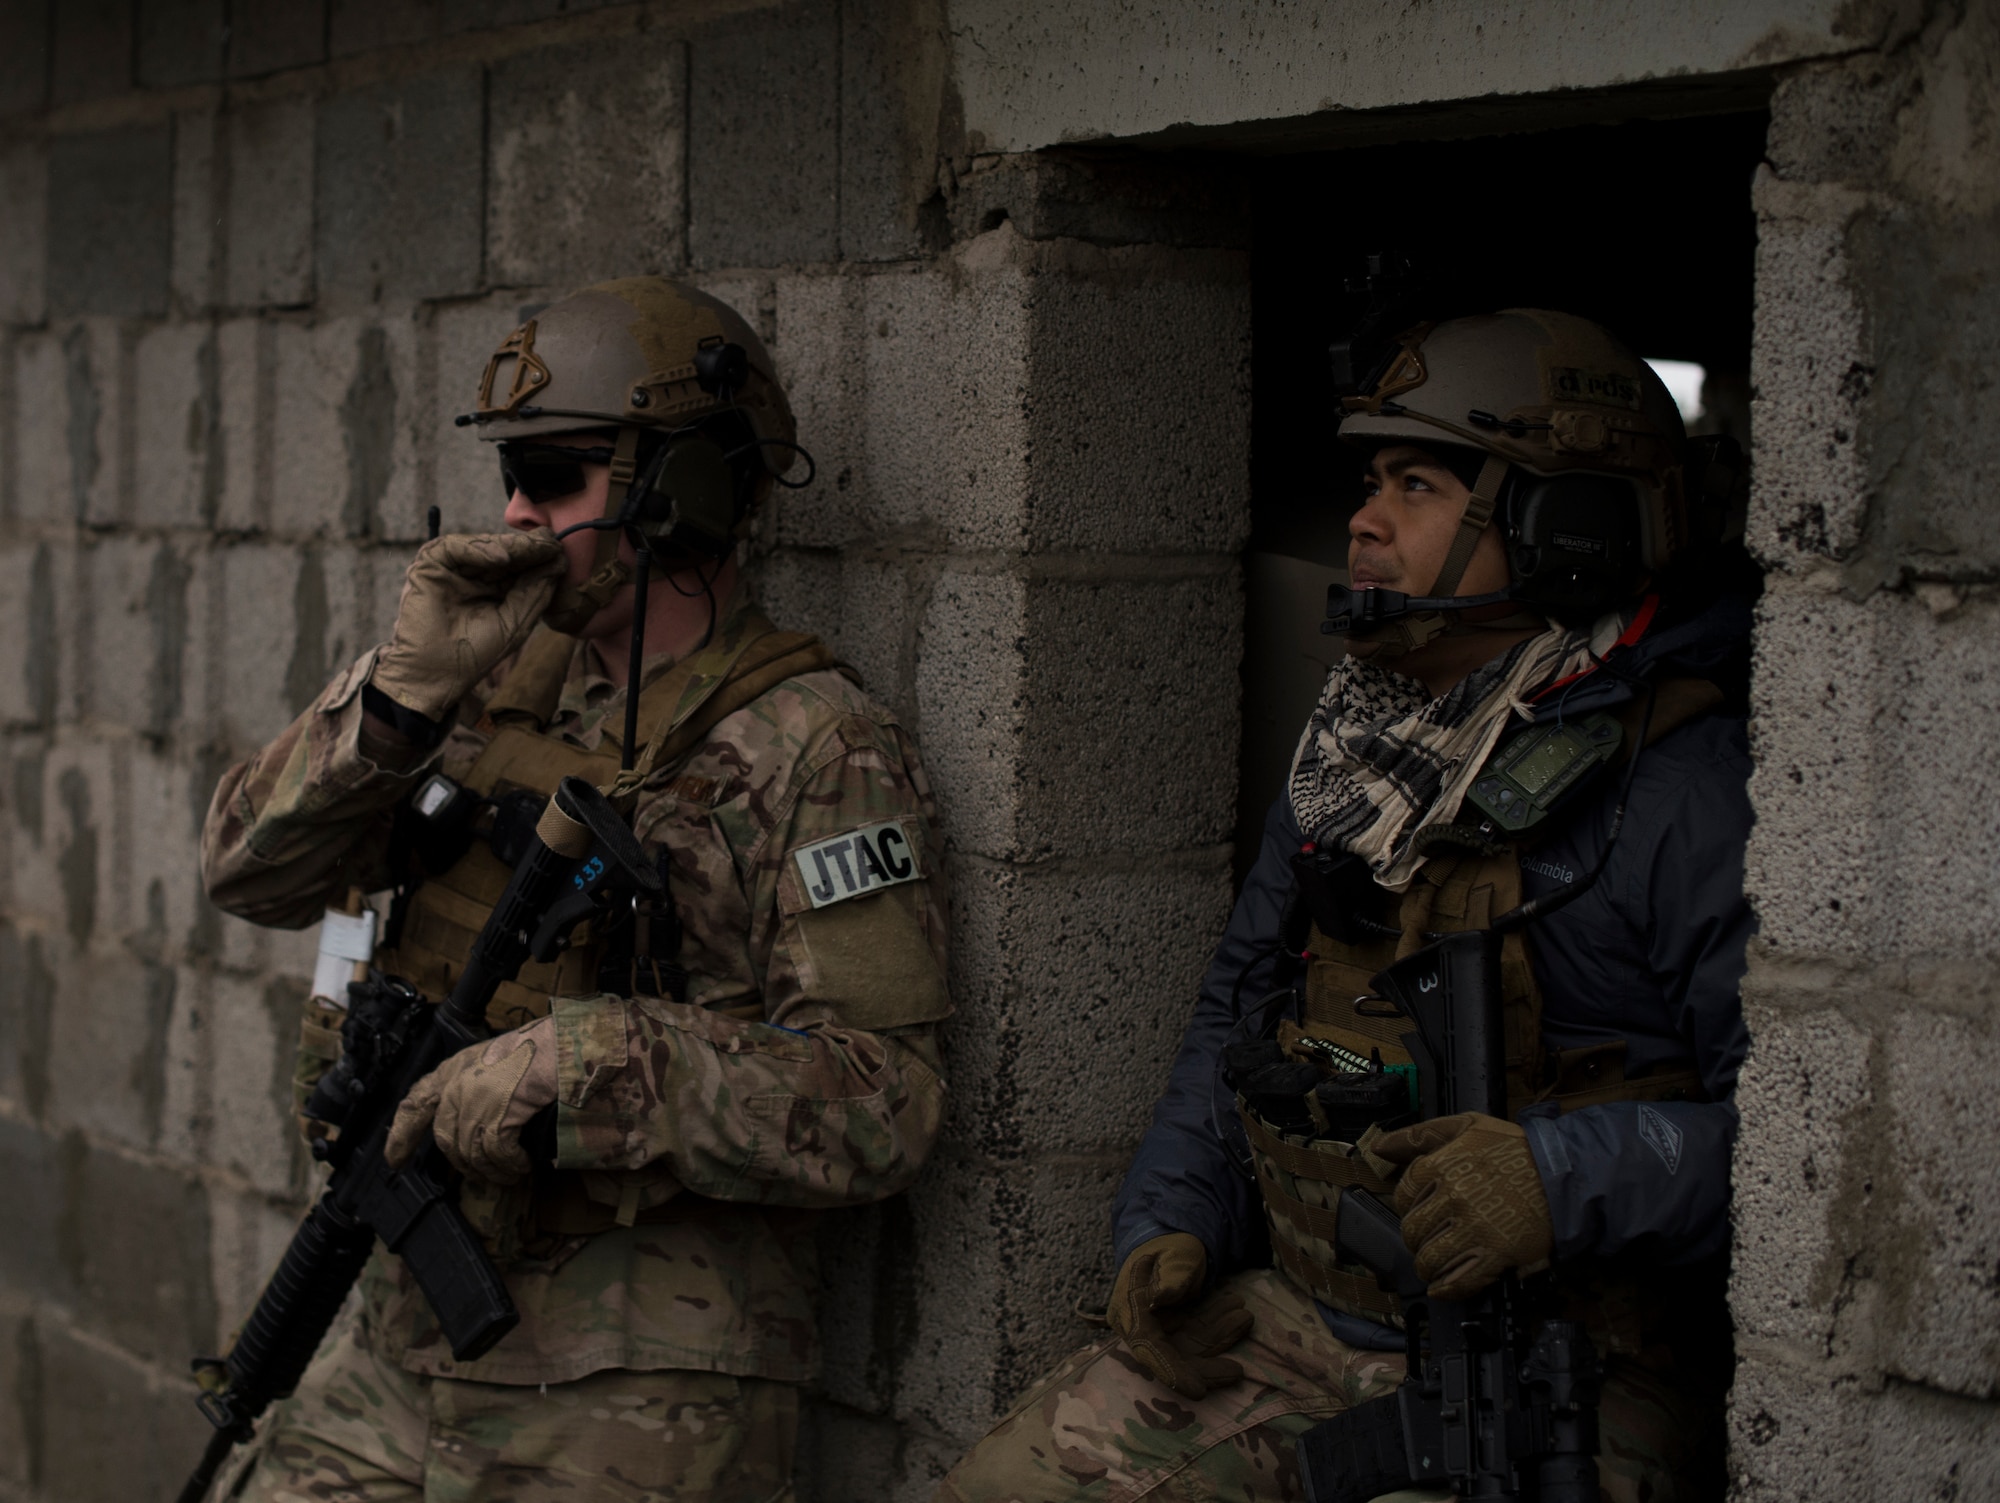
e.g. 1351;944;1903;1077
1112;793;1298;1275
1529;720;1753;1265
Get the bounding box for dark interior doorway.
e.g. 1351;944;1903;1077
1237;109;1769;880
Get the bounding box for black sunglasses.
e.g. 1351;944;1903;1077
498;442;616;505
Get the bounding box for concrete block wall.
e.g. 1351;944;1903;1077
1733;4;2000;1495
0;5;1249;1500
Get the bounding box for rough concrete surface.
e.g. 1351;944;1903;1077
1731;3;2000;1484
947;0;1861;154
0;2;1994;1500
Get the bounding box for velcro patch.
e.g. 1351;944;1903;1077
791;821;923;909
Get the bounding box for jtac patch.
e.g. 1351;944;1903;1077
1637;1104;1684;1175
792;821;923;909
1546;364;1642;410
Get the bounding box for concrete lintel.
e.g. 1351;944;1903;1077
946;0;1856;156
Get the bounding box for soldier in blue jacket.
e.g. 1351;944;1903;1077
941;309;1752;1503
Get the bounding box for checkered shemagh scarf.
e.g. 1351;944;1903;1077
1287;611;1629;890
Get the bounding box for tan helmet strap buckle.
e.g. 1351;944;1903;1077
1429;452;1510;599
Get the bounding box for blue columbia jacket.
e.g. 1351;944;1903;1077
1112;592;1755;1285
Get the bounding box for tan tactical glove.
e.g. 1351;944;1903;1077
1107;1232;1252;1399
386;1015;559;1185
369;529;566;724
1371;1112;1554;1301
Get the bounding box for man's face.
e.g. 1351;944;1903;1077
501;432;615;587
1349;444;1512;599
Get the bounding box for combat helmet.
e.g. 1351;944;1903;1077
459;277;798;633
1332;309;1727;653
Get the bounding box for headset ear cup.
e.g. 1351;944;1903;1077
632;437;738;558
1509;473;1647;625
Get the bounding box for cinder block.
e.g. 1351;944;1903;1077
207;971;310;1199
1726;1349;1867;1502
1873;1008;2000;1396
138;0;228;88
1746;175;1869;569
69;318;128;528
1744;582;1880;958
211;539;382;750
0;1296;37;1489
944;850;1234;1159
1749;582;2000;961
1729;996;1871;1351
1766;56;1902;189
912;569;1024;857
230;0;327;76
47;127;174;320
227;96;315;309
270;315;419;541
315;69;484;308
1021;246;1251;554
769;257;1032;552
890;1154;1124;1442
487;36;687;288
13;320;125;528
52;1133;217;1363
1730;1347;2000;1501
837;0;945;264
50;0;133;107
83;536;192;741
0;3;49;116
170;109;223;314
207;1186;310;1352
37;1311;210;1503
211;318;263;531
0;542;51;725
47;945;179;1154
0;1116;65;1304
689;1;839;268
0;139;47;325
1015;571;1241;859
14;330;74;525
211;542;313;748
756;548;915;718
132;321;218;529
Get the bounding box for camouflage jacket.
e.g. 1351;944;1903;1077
201;593;952;1386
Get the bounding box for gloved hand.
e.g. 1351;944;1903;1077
1370;1112;1554;1301
386;1015;559;1185
1107;1232;1252;1399
369;529;566;724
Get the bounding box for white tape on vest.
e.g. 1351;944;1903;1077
791;821;922;909
311;907;378;1008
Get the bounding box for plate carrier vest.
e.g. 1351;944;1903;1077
1242;680;1721;1334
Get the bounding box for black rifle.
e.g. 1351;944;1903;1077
176;775;661;1503
1296;930;1602;1503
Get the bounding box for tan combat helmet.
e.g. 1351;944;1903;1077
461;276;798;633
1335;309;1689;652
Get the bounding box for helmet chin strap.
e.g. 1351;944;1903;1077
541;427;643;636
1330;453;1541;660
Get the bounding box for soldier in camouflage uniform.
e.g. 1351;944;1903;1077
200;278;951;1501
941;311;1750;1502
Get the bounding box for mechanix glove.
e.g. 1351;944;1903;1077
369;529;566;725
1370;1112;1554;1301
1107;1232;1252;1400
386;1015;560;1186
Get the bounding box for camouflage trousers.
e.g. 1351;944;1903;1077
211;1318;798;1503
938;1269;1722;1503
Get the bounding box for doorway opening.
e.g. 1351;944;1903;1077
1238;110;1769;878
